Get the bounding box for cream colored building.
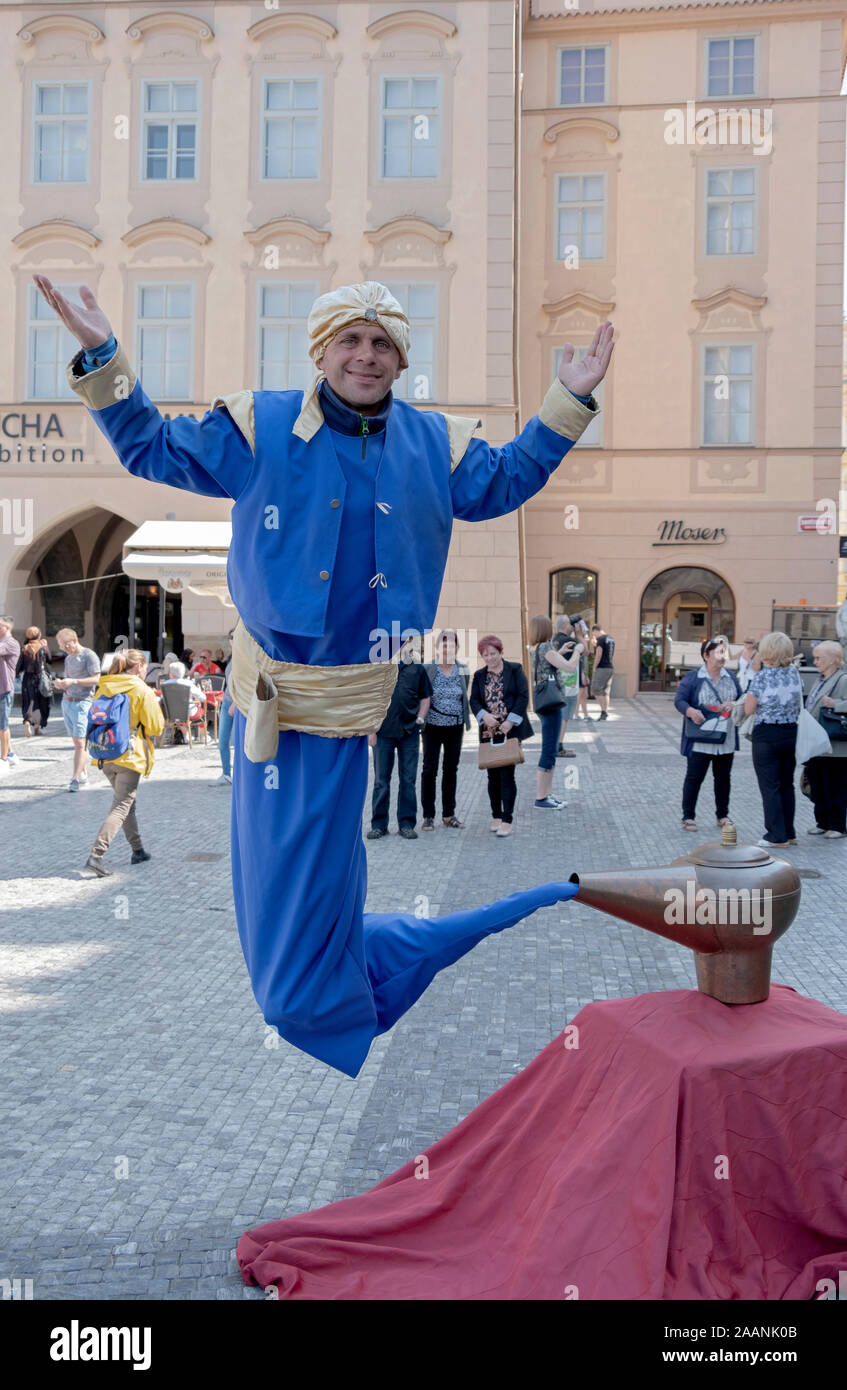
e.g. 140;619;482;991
521;0;845;690
0;0;844;693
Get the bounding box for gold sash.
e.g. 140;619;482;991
229;618;406;762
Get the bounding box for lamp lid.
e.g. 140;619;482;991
684;823;772;869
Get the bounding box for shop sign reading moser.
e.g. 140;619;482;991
653;520;727;545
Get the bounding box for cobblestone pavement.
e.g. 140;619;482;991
2;694;845;1300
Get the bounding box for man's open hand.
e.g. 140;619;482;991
557;320;615;397
32;276;113;351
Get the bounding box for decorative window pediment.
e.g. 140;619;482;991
246;217;330;264
17;14;104;45
248;13;337;43
543;116;619;147
123;218;210;248
542;291;615;332
366;217;451;266
692;286;767;332
13;219;100;251
367;12;457;42
126;12;213;43
366;10;457;60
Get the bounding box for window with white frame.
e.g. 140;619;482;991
558;47;607;106
556;174;606;262
703;344;754;445
381;78;440;179
705;168;756;256
257;282;318;390
706;36;757;98
27;283;84;399
32;83;89;183
135;284;193;399
381;283;438;401
142;81;198;180
553;345;603;447
262;79;320;180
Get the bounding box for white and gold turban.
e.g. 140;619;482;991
292;281;411;442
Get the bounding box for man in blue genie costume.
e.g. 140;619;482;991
34;274;614;1077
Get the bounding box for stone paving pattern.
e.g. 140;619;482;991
2;693;845;1299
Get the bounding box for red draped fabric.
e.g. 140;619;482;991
238;986;847;1300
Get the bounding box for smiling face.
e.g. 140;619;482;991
319;323;403;411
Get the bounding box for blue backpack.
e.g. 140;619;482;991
86;692;132;766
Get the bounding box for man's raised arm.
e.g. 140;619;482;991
449;321;614;522
32;276;254;501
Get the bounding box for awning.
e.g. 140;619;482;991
122;521;233;604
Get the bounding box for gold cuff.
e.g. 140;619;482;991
538;378;598;442
66;343;137;411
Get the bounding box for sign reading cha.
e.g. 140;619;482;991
653;520;727;546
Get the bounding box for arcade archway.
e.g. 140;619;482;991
639;566;735;691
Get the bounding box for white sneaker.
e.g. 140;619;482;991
78;775;89;788
68;778;79;792
823;830;847;839
807;827;826;835
211;773;232;786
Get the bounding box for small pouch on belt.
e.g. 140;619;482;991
243;672;280;764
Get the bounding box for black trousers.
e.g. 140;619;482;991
371;732;420;830
681;752;733;820
421;722;464;819
486;765;517;823
805;754;847;833
751;722;797;843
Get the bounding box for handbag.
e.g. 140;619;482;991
795;707;832;762
819;708;847;741
533;648;565;714
478;733;524;770
38;661;54;698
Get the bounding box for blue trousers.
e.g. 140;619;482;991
229;711;578;1077
218;698;234;778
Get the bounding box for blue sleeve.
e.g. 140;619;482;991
76;354;254;502
80;335;117;373
674;673;694;717
450;410;584;522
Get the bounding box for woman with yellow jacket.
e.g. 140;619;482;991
83;649;164;877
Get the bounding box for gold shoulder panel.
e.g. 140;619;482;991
440;412;482;473
210;389;256;456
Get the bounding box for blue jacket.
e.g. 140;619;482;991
674;666;742;756
69;340;595;650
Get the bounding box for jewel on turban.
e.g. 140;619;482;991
292;281;411;441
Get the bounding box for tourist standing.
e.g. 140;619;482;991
367;647;431;839
470;635;533;836
528;615;582;810
0;616;21;773
802;640;847;839
674;636;741;832
552;615;580;757
421;629;471;830
590;624;615;719
744;631;803;849
53;628;101;790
